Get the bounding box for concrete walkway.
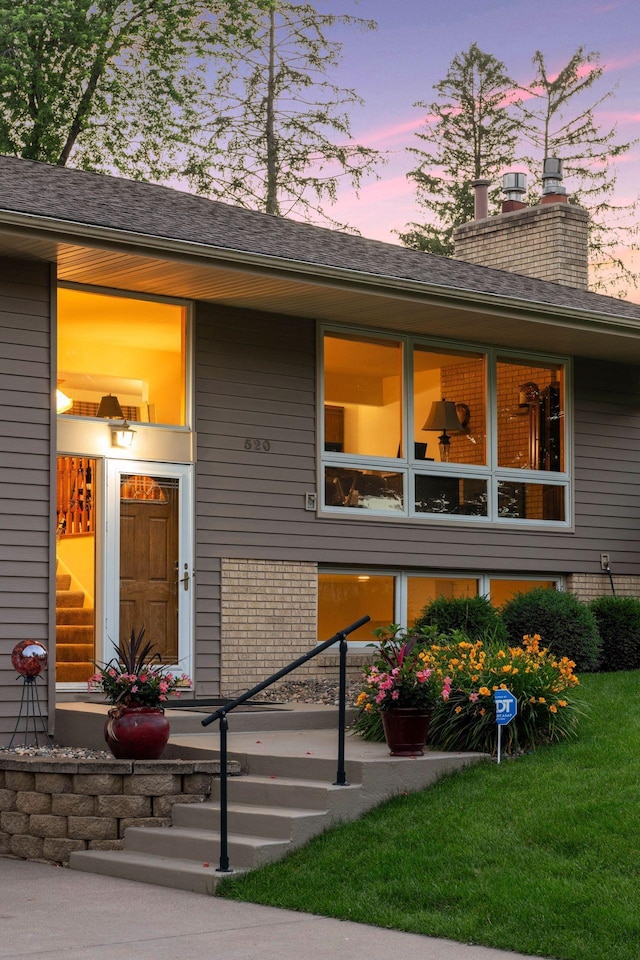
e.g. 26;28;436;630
1;857;549;960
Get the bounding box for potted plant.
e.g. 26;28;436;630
356;624;452;756
88;627;192;760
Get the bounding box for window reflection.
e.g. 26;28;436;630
497;481;565;521
325;467;404;511
415;475;488;517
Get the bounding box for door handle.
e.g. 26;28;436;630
178;563;190;591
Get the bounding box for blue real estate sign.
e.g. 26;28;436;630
494;689;518;726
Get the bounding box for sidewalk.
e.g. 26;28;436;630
1;857;547;960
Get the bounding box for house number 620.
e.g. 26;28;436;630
244;438;271;452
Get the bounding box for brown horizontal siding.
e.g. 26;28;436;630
0;258;51;741
195;306;640;693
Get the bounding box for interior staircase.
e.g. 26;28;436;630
67;708;483;893
56;571;94;683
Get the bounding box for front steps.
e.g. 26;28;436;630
69;718;483;893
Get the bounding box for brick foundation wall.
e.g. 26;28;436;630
0;757;230;866
453;203;589;289
566;574;640;602
220;559;373;696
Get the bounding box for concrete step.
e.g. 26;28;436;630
123;824;291;869
69;849;241;894
213;773;363;817
55;702;353;751
225;746;354;783
172;799;328;843
213;773;359;810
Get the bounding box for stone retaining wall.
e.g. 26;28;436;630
0;757;238;866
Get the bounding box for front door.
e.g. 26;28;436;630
105;461;193;675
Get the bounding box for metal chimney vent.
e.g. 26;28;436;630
502;172;527;201
542;157;566;195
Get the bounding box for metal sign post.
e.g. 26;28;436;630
494;689;518;764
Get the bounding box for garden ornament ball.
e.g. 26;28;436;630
11;640;48;678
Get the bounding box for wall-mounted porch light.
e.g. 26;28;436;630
96;394;136;448
111;420;136;448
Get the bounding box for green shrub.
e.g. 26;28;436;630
590;596;640;672
413;595;506;643
500;588;601;672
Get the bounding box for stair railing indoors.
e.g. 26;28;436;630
201;614;370;873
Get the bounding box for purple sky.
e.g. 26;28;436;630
319;0;640;287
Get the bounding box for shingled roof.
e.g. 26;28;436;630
1;153;639;322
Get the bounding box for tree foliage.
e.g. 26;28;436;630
184;0;381;227
398;43;519;255
518;46;638;295
0;0;269;179
401;43;638;294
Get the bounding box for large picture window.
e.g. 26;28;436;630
321;329;569;525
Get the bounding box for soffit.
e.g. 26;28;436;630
2;226;640;365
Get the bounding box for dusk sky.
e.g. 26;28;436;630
316;0;640;290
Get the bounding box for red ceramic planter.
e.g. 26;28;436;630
104;706;170;760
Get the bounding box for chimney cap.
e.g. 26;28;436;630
502;172;527;200
542;157;566;196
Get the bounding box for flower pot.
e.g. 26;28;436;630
381;707;431;757
104;705;170;760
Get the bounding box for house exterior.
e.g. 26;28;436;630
1;153;640;745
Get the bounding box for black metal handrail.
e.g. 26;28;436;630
201;614;370;873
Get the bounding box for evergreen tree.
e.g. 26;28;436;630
519;46;638;295
184;1;381;228
398;43;519;256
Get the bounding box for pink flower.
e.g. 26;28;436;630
159;681;168;693
159;695;167;701
108;668;117;678
391;690;400;700
469;692;479;703
131;685;138;693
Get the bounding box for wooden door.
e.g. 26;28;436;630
119;475;179;663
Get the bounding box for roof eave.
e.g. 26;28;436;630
0;207;638;338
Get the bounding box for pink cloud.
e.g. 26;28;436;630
357;114;436;148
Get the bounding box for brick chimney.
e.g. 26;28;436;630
453;159;589;290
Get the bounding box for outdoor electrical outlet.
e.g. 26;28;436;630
600;553;611;571
304;492;317;511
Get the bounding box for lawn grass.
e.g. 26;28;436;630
217;671;640;960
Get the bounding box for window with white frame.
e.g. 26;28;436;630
321;329;569;525
317;571;561;643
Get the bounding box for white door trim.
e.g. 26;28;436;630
104;459;194;679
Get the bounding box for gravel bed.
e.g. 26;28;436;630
257;677;362;706
0;743;112;760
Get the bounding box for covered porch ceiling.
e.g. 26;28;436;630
3;221;640;365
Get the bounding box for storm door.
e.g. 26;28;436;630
105;461;193;675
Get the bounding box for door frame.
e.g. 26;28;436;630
104;459;194;679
